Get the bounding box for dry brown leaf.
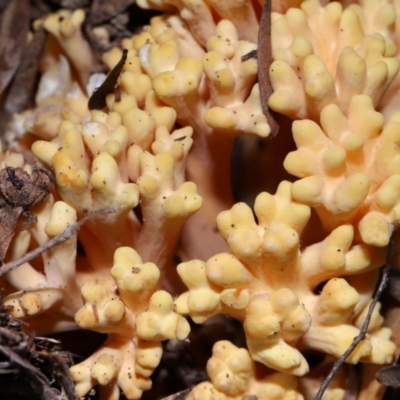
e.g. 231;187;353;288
0;167;54;263
89;0;134;25
0;0;29;94
0;167;53;209
0;206;23;263
3;26;46;115
88;48;127;109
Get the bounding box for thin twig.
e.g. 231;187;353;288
241;49;257;61
0;205;122;276
257;0;279;137
0;344;50;386
314;241;393;400
160;389;190;400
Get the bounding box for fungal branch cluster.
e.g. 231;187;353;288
1;0;400;399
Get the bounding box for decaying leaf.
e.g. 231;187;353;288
0;167;54;263
0;167;54;209
0;1;8;12
89;0;134;25
3;26;46;116
388;269;400;302
0;310;77;400
0;0;30;94
52;0;90;9
0;206;24;264
376;365;400;388
84;1;153;66
27;0;53;21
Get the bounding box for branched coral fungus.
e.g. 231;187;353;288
284;95;400;247
176;181;395;377
269;0;399;120
129;15;269;260
1;0;400;399
188;340;302;400
71;247;189;399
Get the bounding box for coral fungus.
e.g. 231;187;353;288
1;0;400;399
